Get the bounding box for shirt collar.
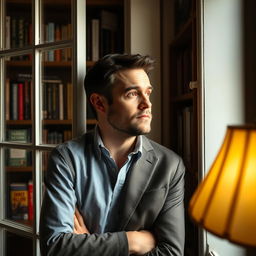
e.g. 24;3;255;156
93;125;142;159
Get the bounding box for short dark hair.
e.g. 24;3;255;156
84;53;154;117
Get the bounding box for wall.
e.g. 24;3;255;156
244;0;256;124
125;0;161;143
243;1;256;254
161;0;175;147
202;0;246;255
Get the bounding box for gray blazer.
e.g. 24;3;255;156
40;131;185;256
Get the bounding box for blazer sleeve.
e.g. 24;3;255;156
39;147;129;256
146;157;185;256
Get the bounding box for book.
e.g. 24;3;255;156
91;19;100;61
18;18;24;48
11;18;17;48
67;82;73;120
18;82;24;120
5;78;10;120
52;83;58;119
55;25;61;61
5;16;11;49
59;83;64;120
48;22;55;61
11;82;18;120
28;180;33;221
16;74;32;120
42;79;62;119
86;16;92;60
47;83;53;119
10;183;28;220
8;129;29;166
24;80;31;120
100;10;118;57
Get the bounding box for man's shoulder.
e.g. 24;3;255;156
142;136;181;161
52;130;94;155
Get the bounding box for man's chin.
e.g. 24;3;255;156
129;125;151;136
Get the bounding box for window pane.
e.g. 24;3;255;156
4;55;33;143
40;151;50;205
5;231;33;256
41;0;72;43
5;0;32;49
4;148;33;227
40;49;72;145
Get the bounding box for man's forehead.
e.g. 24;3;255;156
114;69;151;87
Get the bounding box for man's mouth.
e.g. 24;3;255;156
136;112;152;119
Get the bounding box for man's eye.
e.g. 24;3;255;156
146;90;152;96
127;91;138;97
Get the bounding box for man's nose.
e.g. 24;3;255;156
139;94;152;110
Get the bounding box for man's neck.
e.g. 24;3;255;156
98;126;137;169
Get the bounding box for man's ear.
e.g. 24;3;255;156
90;93;107;114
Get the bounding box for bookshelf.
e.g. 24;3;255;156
168;0;199;255
0;0;123;255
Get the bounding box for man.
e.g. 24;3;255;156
40;54;185;255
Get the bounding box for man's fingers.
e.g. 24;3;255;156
73;208;90;234
75;208;84;226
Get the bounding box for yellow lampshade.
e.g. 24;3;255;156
189;125;256;247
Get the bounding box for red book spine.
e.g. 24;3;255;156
18;82;24;120
28;180;33;221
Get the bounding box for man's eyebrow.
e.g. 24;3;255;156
124;85;153;93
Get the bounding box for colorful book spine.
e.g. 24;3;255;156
8;129;28;166
48;22;55;61
59;83;64;120
11;83;18;120
24;80;31;120
91;19;99;61
5;78;10;120
28;180;33;221
18;82;24;120
67;82;73;120
10;183;28;220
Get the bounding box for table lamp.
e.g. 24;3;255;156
189;125;256;247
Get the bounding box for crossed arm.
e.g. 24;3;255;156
40;146;185;255
73;208;156;255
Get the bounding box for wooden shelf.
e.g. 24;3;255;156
87;119;97;125
171;92;194;103
87;61;96;67
6;166;33;172
7;219;33;227
6;120;32;125
6;120;73;125
6;119;97;125
6;119;97;126
6;0;70;5
7;0;123;5
43;119;72;125
171;16;193;47
7;60;96;68
87;0;123;6
6;60;72;68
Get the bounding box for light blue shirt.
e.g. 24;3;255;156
86;129;142;233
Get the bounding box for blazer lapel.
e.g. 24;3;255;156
119;137;159;230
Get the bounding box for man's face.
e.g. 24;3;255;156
106;68;153;136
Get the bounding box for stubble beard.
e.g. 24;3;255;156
107;112;152;136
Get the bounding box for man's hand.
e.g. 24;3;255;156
73;208;90;234
73;209;156;254
126;230;156;255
